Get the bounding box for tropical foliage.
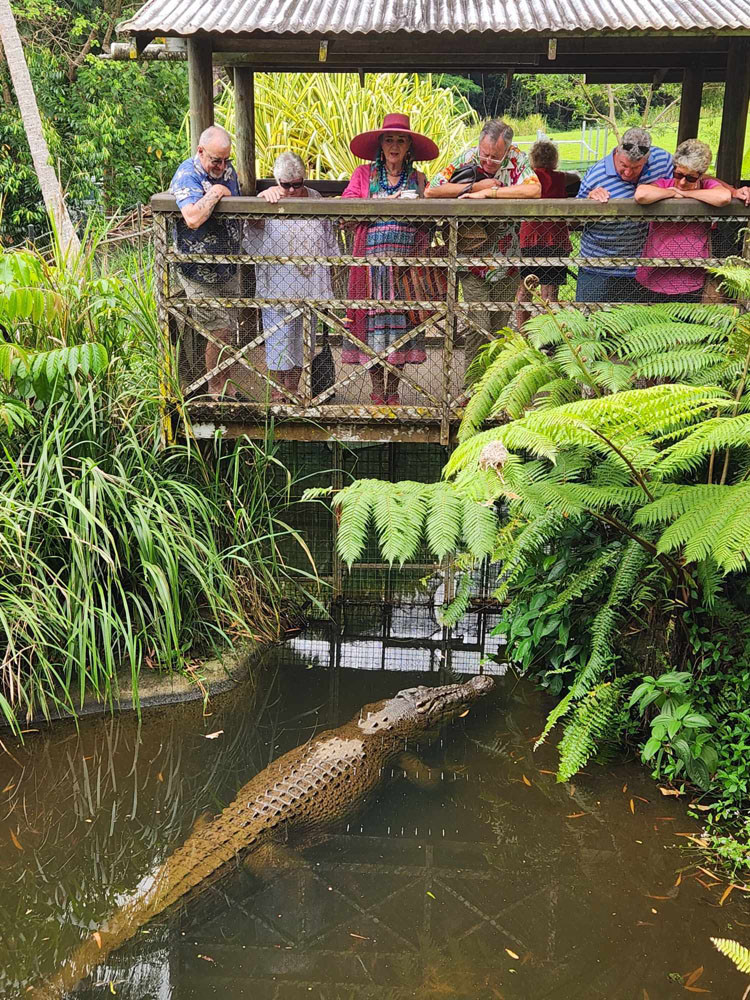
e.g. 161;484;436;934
321;270;750;806
0;232;309;730
216;72;480;180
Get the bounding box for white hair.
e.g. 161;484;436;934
198;125;231;149
674;139;712;175
273;152;306;183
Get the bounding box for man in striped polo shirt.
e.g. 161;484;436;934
576;127;673;303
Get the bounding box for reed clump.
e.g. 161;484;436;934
0;229;307;730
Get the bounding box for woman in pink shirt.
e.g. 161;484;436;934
634;139;731;302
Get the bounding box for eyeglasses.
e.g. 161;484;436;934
674;169;701;183
279;179;305;190
621;142;650;157
205;154;230;167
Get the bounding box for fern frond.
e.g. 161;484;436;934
424;483;464;559
557;681;625;782
572;540;650;695
371;481;428;565
545;545;622;614
493;512;565;600
334;479;380;566
460;497;497;560
655;414;750;479
439;570;473;627
711;937;750;976
534;689;574;749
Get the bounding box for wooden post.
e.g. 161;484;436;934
233;66;256;194
187;37;213;154
716;39;750;185
677;66;703;145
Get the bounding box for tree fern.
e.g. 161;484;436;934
544;545;622;614
439;569;473;627
333;479;379;566
424;483;464;559
371;481;428;565
557;681;626;782
711;937;750;976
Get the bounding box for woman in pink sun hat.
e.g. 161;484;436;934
341;113;440;406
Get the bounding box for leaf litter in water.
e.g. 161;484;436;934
203;731;224;740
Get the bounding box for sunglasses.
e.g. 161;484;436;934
205;154;230;167
674;169;701;183
621;142;650;157
279;179;305;190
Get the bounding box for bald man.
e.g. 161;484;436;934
169;126;242;397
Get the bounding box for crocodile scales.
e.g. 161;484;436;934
30;674;494;998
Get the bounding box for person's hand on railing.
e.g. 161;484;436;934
731;185;750;206
258;186;285;204
586;187;612;203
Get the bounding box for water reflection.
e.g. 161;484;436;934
0;605;746;999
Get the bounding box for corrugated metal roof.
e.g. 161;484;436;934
118;0;750;37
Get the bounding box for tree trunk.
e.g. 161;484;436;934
0;0;79;253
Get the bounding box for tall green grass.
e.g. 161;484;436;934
0;230;314;730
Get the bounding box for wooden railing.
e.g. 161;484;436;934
151;194;750;443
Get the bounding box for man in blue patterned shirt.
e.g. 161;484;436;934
575;127;673;303
169;126;241;396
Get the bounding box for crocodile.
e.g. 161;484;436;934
31;674;494;998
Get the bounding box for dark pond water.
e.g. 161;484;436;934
1;609;747;1000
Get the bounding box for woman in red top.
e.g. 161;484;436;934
516;141;579;327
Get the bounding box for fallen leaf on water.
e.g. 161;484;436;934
674;874;682;887
109;983;116;995
683;966;704;987
2;783;14;793
10;830;23;851
630;799;635;814
426;891;436;899
674;834;709;847
691;803;711;811
659;787;682;797
636;921;654;927
719;884;735;906
458;709;470;718
646;894;672;900
203;731;224;740
93;932;102;949
623;783;628;794
522;775;531;787
197;954;215;963
566;812;587;819
538;769;556;775
505;949;520;960
683;987;710;994
157;772;164;783
634;795;649;803
656;816;676;821
349;933;370;940
651;908;658;914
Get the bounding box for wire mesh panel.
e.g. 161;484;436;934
152;195;750;437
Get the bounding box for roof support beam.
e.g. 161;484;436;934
187;37;214;154
716;38;750;184
677;65;703;145
233;66;256;195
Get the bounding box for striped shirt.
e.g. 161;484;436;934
577;148;674;276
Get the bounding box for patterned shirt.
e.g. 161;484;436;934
429;143;537;189
169;155;241;284
576;147;674;276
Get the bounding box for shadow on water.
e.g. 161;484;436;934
1;602;748;1000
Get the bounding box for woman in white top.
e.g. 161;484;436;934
249;152;338;402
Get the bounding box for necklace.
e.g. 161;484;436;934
379;160;407;194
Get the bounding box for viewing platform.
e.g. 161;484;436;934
151;194;750;444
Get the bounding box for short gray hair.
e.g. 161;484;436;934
674;138;712;175
479;119;514;148
198;125;231;150
619;127;652;162
273;152;306;184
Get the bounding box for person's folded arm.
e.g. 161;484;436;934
674;186;732;206
634;183;674;205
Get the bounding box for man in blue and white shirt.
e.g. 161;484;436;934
169;126;241;396
576;128;673;303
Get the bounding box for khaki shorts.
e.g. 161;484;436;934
177;272;240;333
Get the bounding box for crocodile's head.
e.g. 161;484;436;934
357;675;494;740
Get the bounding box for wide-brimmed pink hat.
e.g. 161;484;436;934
350;113;440;162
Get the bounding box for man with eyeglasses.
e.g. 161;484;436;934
169;125;242;396
426;119;540;375
575;127;673;303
